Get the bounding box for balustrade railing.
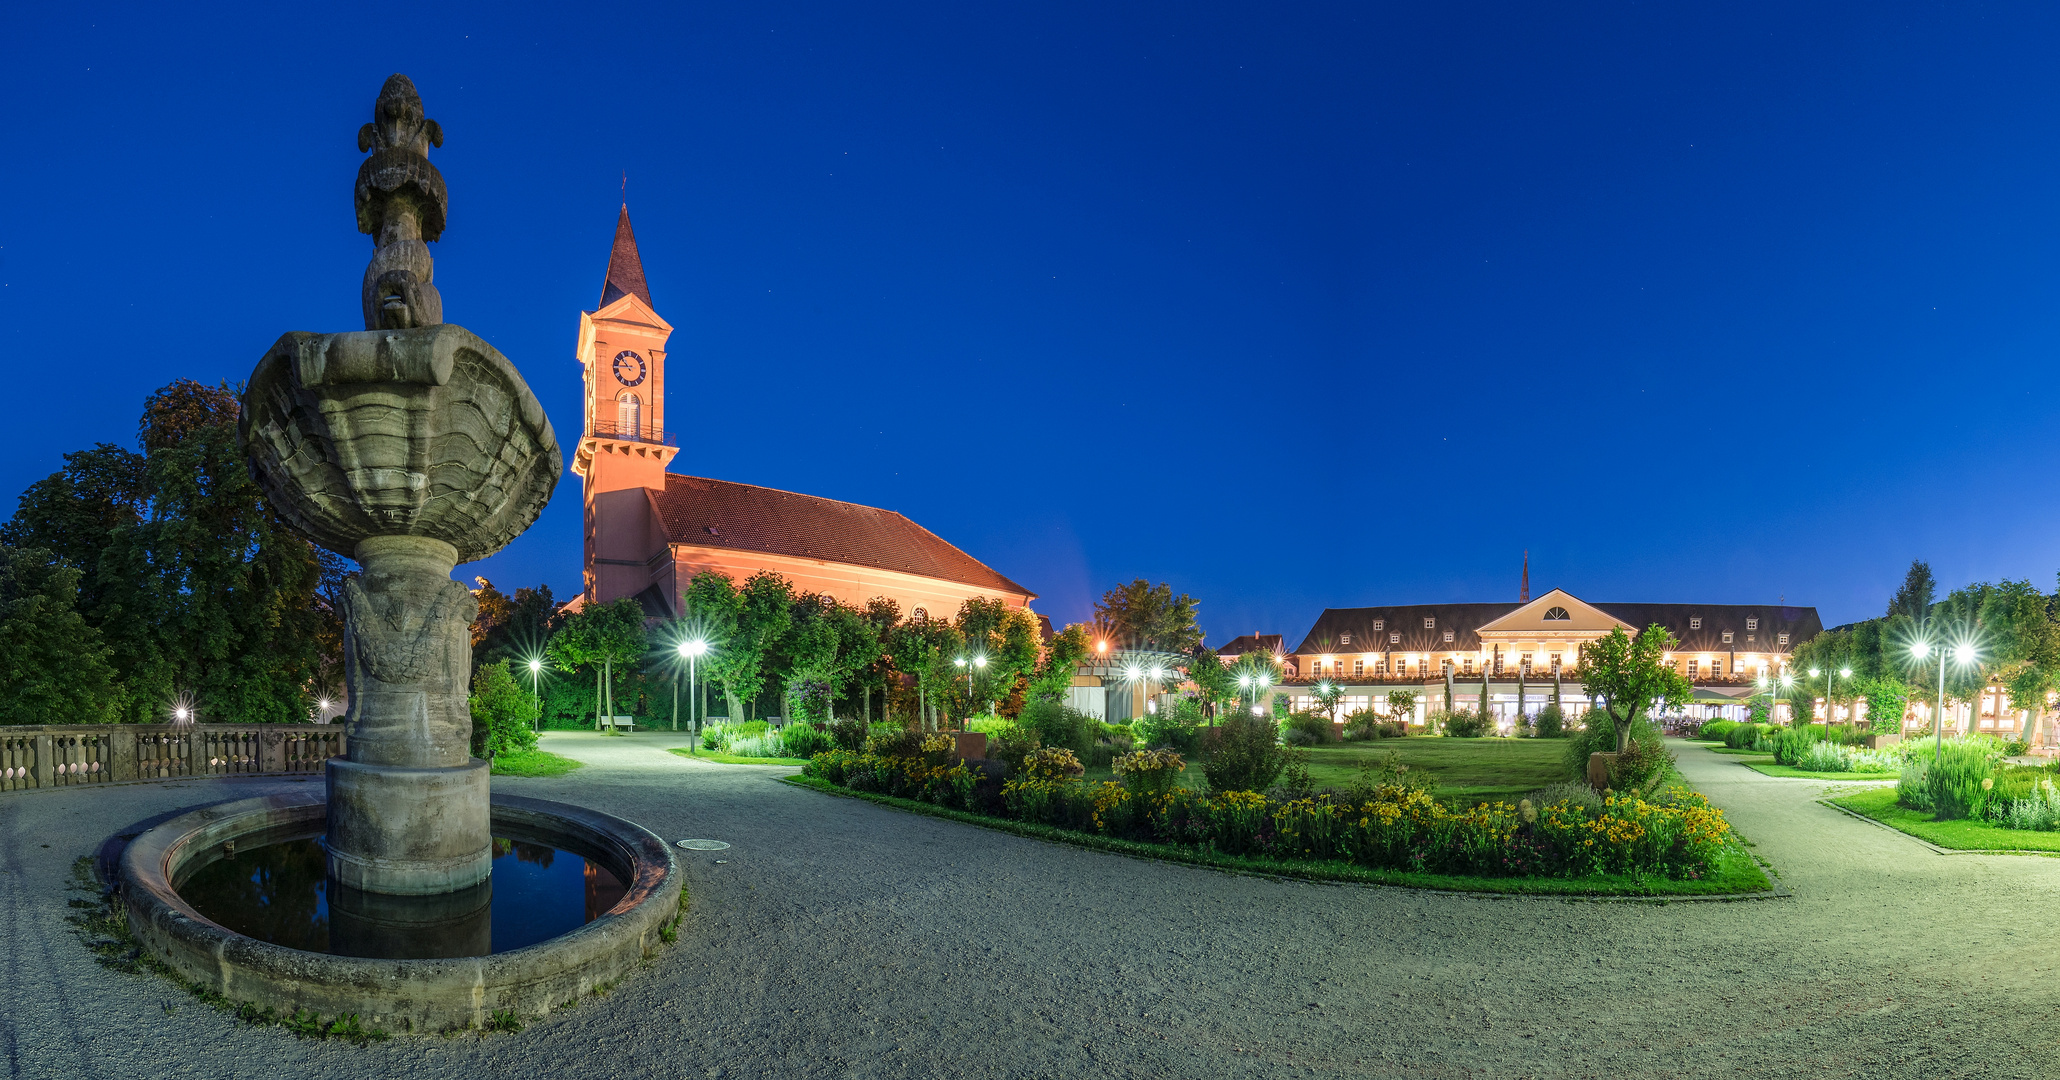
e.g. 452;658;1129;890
0;724;346;792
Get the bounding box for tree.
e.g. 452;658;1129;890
1889;559;1937;625
1029;623;1092;703
1185;645;1236;712
954;598;1039;716
0;443;146;616
469;659;539;758
1578;624;1693;754
687;570;792;724
889;616;964;729
1386;688;1419;724
1094;580;1202;654
850;596;903;723
0;547;124;724
1310;679;1345;721
92;382;325;722
588;598;648;733
471;578;560;674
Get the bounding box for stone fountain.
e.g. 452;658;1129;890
116;75;682;1031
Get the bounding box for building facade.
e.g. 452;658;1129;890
571;207;1036;618
1233;588;1824;725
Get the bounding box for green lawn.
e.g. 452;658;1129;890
1743;761;1897;781
668;748;808;767
490;749;584;777
1705;746;1774;756
1299;737;1570;803
784;776;1772;896
1828;787;2060;852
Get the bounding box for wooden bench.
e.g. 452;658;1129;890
600;715;637;732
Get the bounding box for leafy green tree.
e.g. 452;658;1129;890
952;598;1039;716
0;443;145;617
1386;689;1419;724
1185;645;1236;711
470;579;561;674
469;659;540;757
850;596;903;723
1889;559;1937;624
0;547;124;724
1310;679;1345;721
93;382;326;722
588;598;647;733
686;570;792;723
779;594;879;722
1578;624;1693;754
1094;579;1202;653
889;616;964;729
1029;622;1092;703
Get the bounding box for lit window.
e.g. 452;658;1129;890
1543;607;1570;621
1443;629;1454;643
1372;619;1384;631
1340;633;1352;645
616;391;642;436
1352;660;1364;676
1390;632;1400;644
1777;633;1789;646
911;607;928;623
1424;617;1436;629
1462;657;1474;674
1685;659;1699;679
1746;618;1759;631
1722;631;1734;645
1689;617;1702;630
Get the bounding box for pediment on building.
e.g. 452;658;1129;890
591;293;673;334
1475;589;1628;636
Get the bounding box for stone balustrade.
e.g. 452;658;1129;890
0;725;347;793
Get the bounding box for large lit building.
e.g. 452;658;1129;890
569;206;1036;619
1238;587;1823;725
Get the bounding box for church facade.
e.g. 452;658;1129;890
570;207;1036;619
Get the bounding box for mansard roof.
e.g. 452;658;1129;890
1292;593;1823;654
1596;602;1823;653
650;473;1035;600
1293;603;1521;654
1215;633;1285;657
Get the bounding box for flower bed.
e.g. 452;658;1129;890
802;747;1739;882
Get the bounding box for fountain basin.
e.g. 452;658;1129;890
119;791;683;1032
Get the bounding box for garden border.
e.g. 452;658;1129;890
781;775;1787;901
1819;792;2060;858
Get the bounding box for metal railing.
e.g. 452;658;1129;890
585;422;677;447
0;724;347;793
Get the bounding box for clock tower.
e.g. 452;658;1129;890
573;205;680;608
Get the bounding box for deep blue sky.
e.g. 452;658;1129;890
6;2;2060;644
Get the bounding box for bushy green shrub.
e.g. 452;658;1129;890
1018;699;1095;756
781;722;830;759
469;660;540;758
826;717;867;751
2006;739;2030;757
1112;748;1186;799
1795;740;1853;773
1138;697;1203;755
1342;709;1406;741
1896;755;1934;811
1928;740;1999;820
1282;710;1332;746
987;723;1040;773
1442;709;1491;738
1699;719;1738;742
1533;704;1566;739
1201;712;1287;793
1773;725;1823;766
1723;723;1760;749
1564;715;1670;791
1994;772;2060;830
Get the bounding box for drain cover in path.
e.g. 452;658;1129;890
677;839;731;850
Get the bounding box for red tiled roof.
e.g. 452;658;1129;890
651;474;1035;600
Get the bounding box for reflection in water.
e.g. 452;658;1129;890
179;835;624;958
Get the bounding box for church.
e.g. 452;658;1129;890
567;207;1036;622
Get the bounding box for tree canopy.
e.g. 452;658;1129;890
1578;624;1693;753
1094;579;1202;654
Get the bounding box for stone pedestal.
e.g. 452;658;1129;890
326;535;490;895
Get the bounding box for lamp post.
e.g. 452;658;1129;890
676;640;706;734
526;656;544;732
1778;671;1793;724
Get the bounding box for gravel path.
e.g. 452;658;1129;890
1;733;2055;1079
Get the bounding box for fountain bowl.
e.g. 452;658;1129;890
118;791;683;1032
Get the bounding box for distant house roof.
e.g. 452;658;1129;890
1291;598;1822;654
1215;634;1284;657
650;473;1035;600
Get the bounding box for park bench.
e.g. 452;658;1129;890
599;716;637;732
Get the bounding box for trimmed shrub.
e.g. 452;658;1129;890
1699;719;1738;742
1773;726;1824;766
1201;712;1287;793
1018;699;1096;757
1533;704;1566;739
987;723;1040;773
1138;697;1203;755
781;722;830;759
1442;709;1491;738
1896;755;1934;812
1723;723;1761;749
1565;715;1671;792
1283;711;1333;745
1342;710;1408;741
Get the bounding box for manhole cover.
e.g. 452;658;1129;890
676;839;731;851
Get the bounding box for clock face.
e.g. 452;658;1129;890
612;350;647;387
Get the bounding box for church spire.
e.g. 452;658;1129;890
1520;550;1530;603
599;204;653;309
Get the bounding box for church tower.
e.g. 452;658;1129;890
573;205;679;608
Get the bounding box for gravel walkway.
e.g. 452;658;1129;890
1;733;2055;1079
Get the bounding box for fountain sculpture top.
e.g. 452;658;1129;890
239;74;560;564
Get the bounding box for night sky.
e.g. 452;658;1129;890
7;2;2060;644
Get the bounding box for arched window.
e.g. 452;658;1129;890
1543;606;1570;621
911;607;928;624
616;392;641;437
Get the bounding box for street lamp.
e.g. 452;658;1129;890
676;640;707;734
1778;671;1794;724
526;656;544;731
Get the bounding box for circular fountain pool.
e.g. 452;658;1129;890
119;791;684;1031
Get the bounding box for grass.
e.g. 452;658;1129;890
1298;736;1569;803
1742;761;1897;781
1828;786;2060;852
782;775;1773;897
489;749;584;777
668;748;808;767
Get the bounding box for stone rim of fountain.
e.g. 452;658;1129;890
119;791;684;1032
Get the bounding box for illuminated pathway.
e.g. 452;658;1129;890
0;732;2050;1078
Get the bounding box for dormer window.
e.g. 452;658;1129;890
1443;630;1454;643
1543;607;1570;621
1746;618;1759;631
1340;633;1352;645
1389;632;1400;644
1722;631;1734;645
1777;633;1789;646
1372;619;1384;631
1424;617;1436;629
1689;617;1701;629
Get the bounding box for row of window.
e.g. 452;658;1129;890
1336;616;1781;640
